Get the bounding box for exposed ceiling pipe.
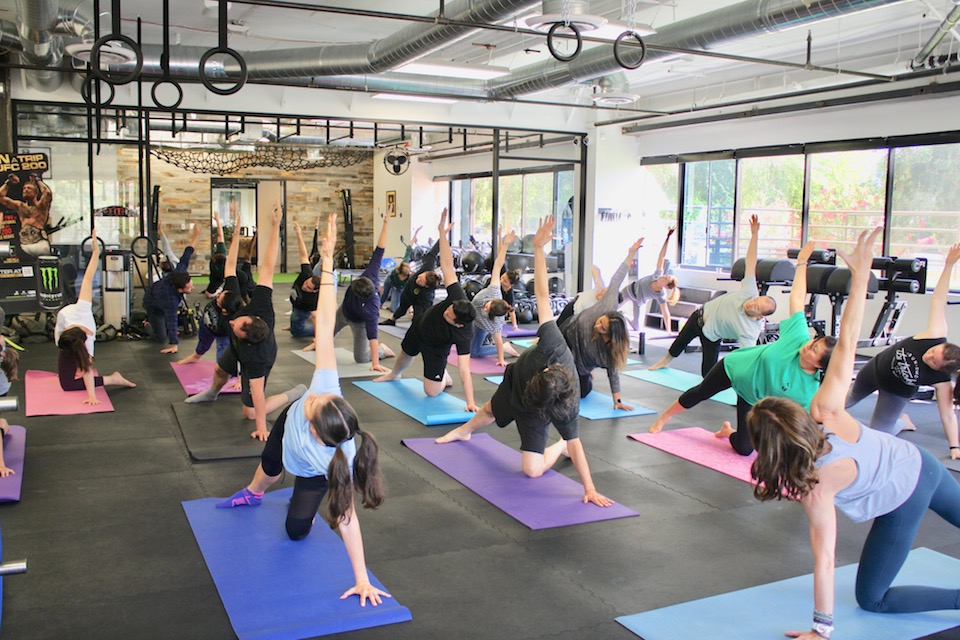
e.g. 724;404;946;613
16;0;63;91
910;2;960;70
0;21;24;53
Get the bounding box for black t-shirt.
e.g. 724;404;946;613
229;284;277;379
503;320;580;440
202;275;241;336
414;281;473;355
501;285;515;307
875;336;951;396
290;264;318;311
402;268;438;310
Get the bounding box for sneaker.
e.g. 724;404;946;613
216;487;263;508
379;318;396;326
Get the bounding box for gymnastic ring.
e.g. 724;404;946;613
150;80;183;111
547;22;582;63
130;235;155;259
80;75;115;107
80;235;106;259
89;34;144;86
613;30;647;70
198;47;248;96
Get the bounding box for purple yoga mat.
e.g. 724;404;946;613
402;433;638;530
0;426;26;502
24;370;113;416
445;352;509;376
628;427;756;485
502;325;539;338
170;361;241;395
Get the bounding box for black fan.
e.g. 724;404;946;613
383;149;410;175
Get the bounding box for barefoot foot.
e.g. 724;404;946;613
715;421;735;439
435;427;471;444
899;413;917;432
107;372;137;388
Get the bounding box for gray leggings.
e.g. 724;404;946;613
845;359;910;435
334;306;385;364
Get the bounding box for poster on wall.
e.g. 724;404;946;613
0;151;61;313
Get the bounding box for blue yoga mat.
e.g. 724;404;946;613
183;488;412;640
352;379;475;425
624;368;738;406
511;339;641;365
617;547;960;640
484;376;653;420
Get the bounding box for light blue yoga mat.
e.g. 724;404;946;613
353;379;475;426
183;488;412;640
510;338;641;364
617;547;960;640
624;368;738;406
484;376;654;420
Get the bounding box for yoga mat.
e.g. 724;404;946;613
170;361;241;396
183;488;412;640
628;427;755;485
625;368;738;406
377;321;411;340
511;338;538;349
402;434;638;530
24;370;113;416
502;325;539;338
290;348;391;378
0;426;26;502
446;352;508;376
352;379;475;426
484;377;652;421
173;403;267;461
617;547;960;640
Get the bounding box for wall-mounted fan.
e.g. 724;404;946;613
383;149;410;175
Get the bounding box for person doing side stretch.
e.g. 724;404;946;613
649;215;776;376
289;221;321;338
620;227;681;331
746;228;960;638
374;208;479;411
216;213;389;607
846;243;960;456
54;228;136;403
143;223;201;354
203;207;229;298
470;227;521;366
648;242;836;455
562;236;643;411
436;216;613;507
378;239;441;326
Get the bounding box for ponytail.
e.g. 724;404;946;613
58;327;93;373
323;430;384;528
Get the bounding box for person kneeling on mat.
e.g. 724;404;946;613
436;216;613;507
289;221;321;338
143;222;201;355
216;213;389;607
470;227;520;366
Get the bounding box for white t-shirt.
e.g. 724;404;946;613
55;300;96;356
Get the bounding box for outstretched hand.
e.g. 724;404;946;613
271;200;283;225
797;241;816;265
749;214;760;234
321;214;338;260
628;237;644;254
501;228;517;248
666;226;676;237
533;216;556;249
837;227;881;276
437;208;453;236
946;242;960;266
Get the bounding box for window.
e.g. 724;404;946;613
736;155;804;261
640;164;679;230
681;159;735;268
807;149;886;256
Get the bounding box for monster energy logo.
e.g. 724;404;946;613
39;265;59;292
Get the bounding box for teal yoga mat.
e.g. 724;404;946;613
617;547;960;640
484;376;654;420
352;379;474;425
624;368;738;406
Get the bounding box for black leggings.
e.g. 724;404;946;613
579;372;593;399
678;361;754;456
260;405;331;541
556;297;578;330
667;308;721;378
57;351;102;391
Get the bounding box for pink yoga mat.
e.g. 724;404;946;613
170;361;241;395
24;370;114;416
628;427;757;485
445;352;510;376
0;426;26;502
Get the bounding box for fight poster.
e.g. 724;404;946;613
0;152;61;313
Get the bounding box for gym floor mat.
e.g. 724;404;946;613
484;376;652;420
352;379;474;426
183;487;412;640
170;361;241;395
616;547;960;640
0;426;26;502
290;348;391;378
628;427;755;484
402;434;639;530
445;352;509;375
173;402;267;461
625;368;738;406
24;370;114;416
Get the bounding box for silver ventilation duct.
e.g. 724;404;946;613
0;20;24;53
17;0;63;91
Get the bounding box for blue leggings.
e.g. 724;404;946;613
856;447;960;613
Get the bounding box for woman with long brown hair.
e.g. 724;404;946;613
216;213;388;607
748;228;960;639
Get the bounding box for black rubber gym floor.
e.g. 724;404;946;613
1;286;958;639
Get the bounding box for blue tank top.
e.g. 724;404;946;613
816;423;921;523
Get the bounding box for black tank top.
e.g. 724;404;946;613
875;336;950;396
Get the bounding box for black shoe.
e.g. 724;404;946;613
379;318;396;326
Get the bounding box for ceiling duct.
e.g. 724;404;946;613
0;20;24;53
524;0;607;31
16;0;63;91
590;73;639;106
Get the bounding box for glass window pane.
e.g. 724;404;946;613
890;144;960;290
556;170;575;247
499;175;523;237
522;173;553;237
737;155;804;261
808;149;886;256
470;177;492;244
681;159;735;268
640;164;679;229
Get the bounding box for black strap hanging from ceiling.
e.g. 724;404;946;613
89;0;143;86
151;0;183;111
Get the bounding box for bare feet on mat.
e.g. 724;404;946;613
899;413;917;432
374;371;398;382
105;372;137;388
442;370;453;388
435;427;471;444
176;352;201;365
715;421;735;439
381;345;396;359
648;414;669;434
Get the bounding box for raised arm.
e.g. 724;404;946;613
224;207;242;278
213;209;225;245
437;208;457;287
656;227;675;271
294;222;309;265
533;217;556;324
744;215;760;280
601;237;644;308
33;175;52;210
255;201;281;289
79;227;100;304
376;211;390;251
491;228;516;281
810;228;882;426
918;243;960;339
409;225;421;247
790;241;816;315
314;214;338;371
0;175;19;211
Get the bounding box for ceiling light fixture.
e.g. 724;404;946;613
371;93;458;105
523;0;606;32
395;62;510;80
